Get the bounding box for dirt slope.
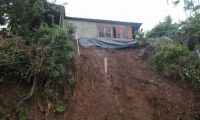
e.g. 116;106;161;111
62;46;200;120
1;45;200;120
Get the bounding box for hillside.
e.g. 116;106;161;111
62;45;200;120
1;45;200;120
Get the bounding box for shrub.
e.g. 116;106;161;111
54;104;66;113
151;42;200;89
45;89;58;100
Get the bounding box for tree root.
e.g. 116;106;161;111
45;102;52;120
16;75;37;113
34;94;45;112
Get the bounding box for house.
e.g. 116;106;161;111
65;17;142;40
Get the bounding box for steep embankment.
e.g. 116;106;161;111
1;45;200;120
63;46;200;120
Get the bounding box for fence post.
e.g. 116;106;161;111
76;33;80;56
104;57;107;73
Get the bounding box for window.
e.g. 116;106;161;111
98;27;111;37
99;27;104;37
97;24;127;39
113;27;126;38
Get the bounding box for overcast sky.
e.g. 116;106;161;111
0;0;186;30
56;0;186;30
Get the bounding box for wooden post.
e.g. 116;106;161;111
104;57;107;73
76;33;80;56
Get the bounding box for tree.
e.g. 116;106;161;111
0;0;76;114
173;0;200;17
0;0;65;34
0;0;11;26
172;0;200;50
134;29;148;43
147;15;178;38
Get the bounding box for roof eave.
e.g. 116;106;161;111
65;16;142;28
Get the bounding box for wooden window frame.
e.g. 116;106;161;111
97;23;128;39
114;27;127;39
98;26;112;38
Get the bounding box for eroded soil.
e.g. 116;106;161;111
62;46;200;120
1;45;200;120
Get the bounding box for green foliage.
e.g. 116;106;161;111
0;0;76;113
151;41;200;89
148;15;177;38
149;0;200;91
0;0;76;83
172;0;200;45
184;13;200;45
0;0;65;33
45;89;58;100
68;72;76;86
183;0;200;15
54;104;66;113
0;21;75;81
19;104;29;120
134;30;148;43
150;37;173;49
65;21;76;36
0;106;7;120
69;77;76;86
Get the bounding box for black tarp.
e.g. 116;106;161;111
78;37;138;49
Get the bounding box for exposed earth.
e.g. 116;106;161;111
1;45;200;120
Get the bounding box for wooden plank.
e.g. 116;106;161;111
126;26;133;39
97;23;111;27
111;24;126;28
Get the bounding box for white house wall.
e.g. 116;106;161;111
67;20;97;38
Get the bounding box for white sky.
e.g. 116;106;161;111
0;0;186;30
56;0;186;31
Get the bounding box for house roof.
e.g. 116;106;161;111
65;16;142;30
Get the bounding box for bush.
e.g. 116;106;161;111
0;22;75;82
54;104;66;113
151;42;200;89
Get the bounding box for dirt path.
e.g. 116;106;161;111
62;46;200;120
